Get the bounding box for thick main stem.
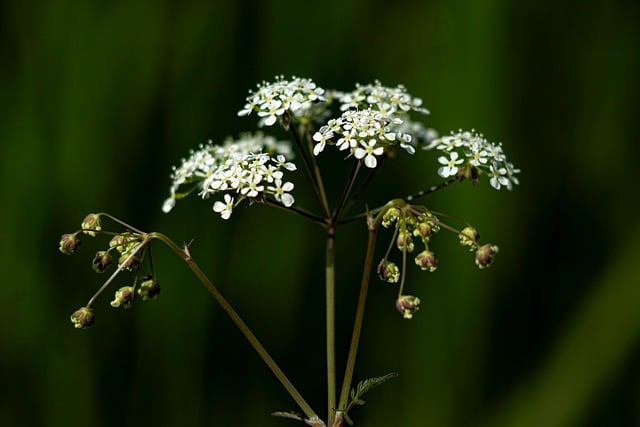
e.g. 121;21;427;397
326;226;336;424
336;222;377;418
152;233;320;423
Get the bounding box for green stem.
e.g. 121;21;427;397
336;220;378;417
333;160;361;221
405;176;461;202
326;226;337;424
261;198;326;226
151;232;321;423
290;125;330;218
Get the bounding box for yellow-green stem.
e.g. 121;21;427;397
336;223;378;415
326;226;336;424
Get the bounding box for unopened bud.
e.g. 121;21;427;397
109;233;141;254
377;259;400;284
137;277;160;301
110;286;134;308
92;250;113;273
395;295;421;319
459;226;479;250
413;221;434;240
460;164;480;182
382;207;401;228
59;233;81;255
81;213;102;237
396;230;414;253
70;307;95;329
414;250;437;272
118;253;140;271
475;244;499;269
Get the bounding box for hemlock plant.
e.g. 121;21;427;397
60;76;519;427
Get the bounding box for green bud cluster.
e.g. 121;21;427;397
58;214;160;329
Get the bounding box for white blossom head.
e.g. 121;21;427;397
311;81;433;168
426;129;520;190
163;132;297;219
311;109;414;168
337;80;429;116
238;76;327;127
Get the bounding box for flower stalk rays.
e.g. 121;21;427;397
60;76;519;427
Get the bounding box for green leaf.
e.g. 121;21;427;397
349;372;399;407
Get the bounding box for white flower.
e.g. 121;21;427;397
312;126;333;155
428;129;520;190
437;151;463;178
275;154;297;171
313;109;409;168
354;139;384;168
238;76;327;126
338;80;429;116
257;99;285;126
213;194;234;220
163;132;298;215
267;179;295;207
489;163;510;190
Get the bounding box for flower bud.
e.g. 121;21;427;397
460;164;480;182
81;213;102;237
118;253;140;272
109;232;141;254
459;226;479;250
413;221;434;240
396;230;414;253
137;277;160;301
70;307;95;329
110;286;134;308
395;295;421;319
92;250;113;273
382;207;401;228
377;259;400;284
59;233;81;255
414;250;437;272
475;244;499;269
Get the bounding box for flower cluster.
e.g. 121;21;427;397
162;133;297;219
336;80;429;116
378;205;441;282
312;109;413;168
59;214;161;329
426;130;520;190
376;203;500;319
311;81;431;168
238;76;326;127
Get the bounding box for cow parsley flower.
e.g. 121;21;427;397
213;194;234;220
267;179;295;207
426;130;520;190
311;108;410;168
354;139;384;168
337;80;429;116
238;76;326;127
437;151;464;178
312;81;432;167
163;133;298;219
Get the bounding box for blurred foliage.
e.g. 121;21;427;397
1;0;639;426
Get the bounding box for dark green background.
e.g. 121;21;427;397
2;1;639;426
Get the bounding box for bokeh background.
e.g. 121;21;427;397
2;0;640;426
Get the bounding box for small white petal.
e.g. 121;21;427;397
364;155;377;168
281;193;295;207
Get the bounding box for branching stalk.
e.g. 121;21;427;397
151;232;321;423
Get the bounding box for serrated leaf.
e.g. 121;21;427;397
350;372;399;407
